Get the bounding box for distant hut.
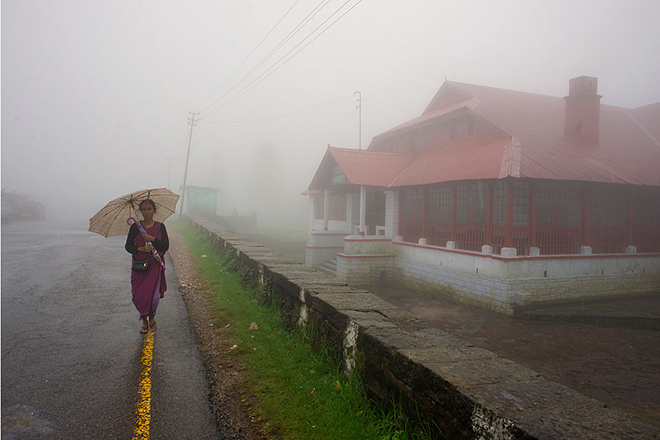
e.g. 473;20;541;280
304;76;660;313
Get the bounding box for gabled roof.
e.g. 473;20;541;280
367;81;660;186
306;147;414;191
389;137;511;186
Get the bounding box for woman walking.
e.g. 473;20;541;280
125;199;169;333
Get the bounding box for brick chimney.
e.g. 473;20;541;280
564;76;601;143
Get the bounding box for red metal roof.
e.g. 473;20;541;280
382;81;660;186
306;147;414;191
390;137;510;186
308;80;660;191
447;82;660;185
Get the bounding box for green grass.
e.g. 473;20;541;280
171;221;433;440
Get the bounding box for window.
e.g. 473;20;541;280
493;181;507;227
402;188;423;222
451;122;468;140
589;185;626;227
513;181;530;227
456;181;487;225
329;193;347;221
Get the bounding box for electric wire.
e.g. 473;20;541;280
194;0;301;112
201;0;363;118
202;0;358;116
363;99;418;112
200;94;353;123
197;0;331;116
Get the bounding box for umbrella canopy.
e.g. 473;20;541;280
89;188;180;237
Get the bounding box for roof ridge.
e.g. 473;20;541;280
386;153;423;187
498;137;522;179
331;146;415;157
449;81;567;101
628;112;660;149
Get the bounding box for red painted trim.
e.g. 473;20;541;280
398;190;402;237
505;179;514;247
581;182;588;246
486;182;493;246
393;240;659;261
306;245;344;249
627;188;633;244
450;184;457;241
530;180;537;247
335;253;395;259
344;238;392;242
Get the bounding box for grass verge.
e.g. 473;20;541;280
171;221;433;440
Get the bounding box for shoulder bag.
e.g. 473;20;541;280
132;256;150;272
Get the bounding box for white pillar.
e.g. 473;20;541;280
384;190;399;239
308;195;315;234
359;186;367;235
323;189;330;231
346;193;356;234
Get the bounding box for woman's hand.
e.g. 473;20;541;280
138;245;154;253
142;234;155;242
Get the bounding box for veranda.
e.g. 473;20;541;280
398;178;660;256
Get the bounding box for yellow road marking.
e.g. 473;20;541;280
133;332;154;440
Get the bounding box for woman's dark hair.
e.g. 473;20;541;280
139;199;157;212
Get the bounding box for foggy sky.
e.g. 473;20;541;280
3;0;660;225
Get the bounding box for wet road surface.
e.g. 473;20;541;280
1;219;220;439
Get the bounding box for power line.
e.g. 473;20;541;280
200;95;353;123
194;0;302;113
201;0;363;118
203;0;359;116
197;0;331;116
363;99;418;112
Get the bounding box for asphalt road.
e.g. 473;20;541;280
1;219;221;439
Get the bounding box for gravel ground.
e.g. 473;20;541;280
168;230;264;440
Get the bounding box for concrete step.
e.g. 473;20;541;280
316;258;337;276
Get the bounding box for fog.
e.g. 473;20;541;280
3;0;660;226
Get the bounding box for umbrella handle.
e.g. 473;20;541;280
127;217;166;269
127;217;147;235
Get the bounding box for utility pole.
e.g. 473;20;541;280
180;112;199;215
354;91;362;149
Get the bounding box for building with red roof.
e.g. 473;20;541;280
305;77;660;313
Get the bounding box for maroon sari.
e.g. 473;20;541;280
130;222;167;319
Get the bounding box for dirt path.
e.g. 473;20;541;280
372;288;660;428
168;230;263;440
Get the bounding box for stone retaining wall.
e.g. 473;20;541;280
187;215;658;440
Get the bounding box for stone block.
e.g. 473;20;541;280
463;379;660;440
418;238;427;245
625;245;637;254
501;247;517;257
363;327;433;350
581;246;592;255
481;245;493;255
446;241;456;249
529;247;541;256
